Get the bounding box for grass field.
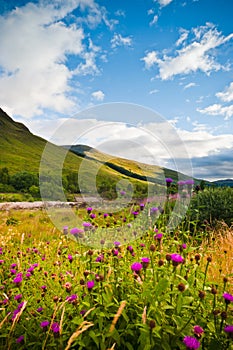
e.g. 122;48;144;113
0;197;233;350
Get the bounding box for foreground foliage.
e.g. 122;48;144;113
0;200;233;350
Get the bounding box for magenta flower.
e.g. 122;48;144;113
40;320;50;329
185;179;195;185
112;249;119;256
87;207;92;213
127;246;134;253
141;257;150;269
66;294;78;303
183;336;200;349
166;177;173;183
171;253;184;266
13;273;23;285
154;233;163;240
10;269;17;275
120;190;126;196
14;294;22;301
131;262;143;273
68;254;73;262
224;325;233;333
16;335;24;344
83;222;92;230
223;292;233;303
90;213;96;219
11;263;17;268
0;260;4;264
51;322;60;333
193;325;204;337
96;254;104;262
87;280;95;290
37;307;43;313
114;241;121;247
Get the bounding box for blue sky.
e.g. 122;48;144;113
0;0;232;181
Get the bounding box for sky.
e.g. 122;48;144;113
0;0;232;181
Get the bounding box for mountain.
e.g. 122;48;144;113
212;179;233;187
0;108;201;197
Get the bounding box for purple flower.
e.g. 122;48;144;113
63;226;68;234
27;266;35;273
37;307;43;313
51;322;60;333
120;190;126;196
185;179;195;185
14;294;22;301
87;280;95;290
112;249;119;256
90;213;96;219
68;254;73;262
26;272;31;278
103;213;108;218
11;263;17;268
83;222;92;230
193;325;204;337
40;320;50;329
166;177;173;183
224;325;233;333
87;207;92;213
183;336;200;349
66;294;78;303
154;233;163;240
10;269;17;275
13;273;23;285
127;245;134;253
141;257;150;269
223;293;233;303
171;253;184;266
16;335;24;344
150;207;158;214
132;211;139;217
182;243;187;249
131;262;143;273
0;260;4;264
41;285;47;291
114;241;121;247
95;254;104;262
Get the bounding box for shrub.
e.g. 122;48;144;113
189;187;233;228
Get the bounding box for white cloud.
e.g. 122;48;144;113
0;0;110;118
154;0;173;7
141;23;233;80
176;29;189;46
150;15;158;26
111;33;133;48
147;9;154;15
149;89;159;94
141;51;158;69
197;104;233;120
91;90;105;101
216;82;233;102
184;82;197;90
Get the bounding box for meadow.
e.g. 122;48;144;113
0;185;233;350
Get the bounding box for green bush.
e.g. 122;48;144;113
189;187;233;227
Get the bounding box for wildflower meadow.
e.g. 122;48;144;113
0;183;233;349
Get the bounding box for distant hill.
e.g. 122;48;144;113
212;179;233;187
0;108;201;197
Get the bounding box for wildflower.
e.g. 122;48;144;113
140;203;145;210
16;335;24;344
103;213;108;218
154;233;163;240
177;283;186;292
41;285;47;291
51;322;60;333
87;280;95;290
185;179;194;185
87;207;92;213
131;262;143;273
193;325;204;337
165;178;173;187
83;222;92;231
95;254;104;262
63;282;72;292
14;294;22;301
149;320;156;329
223;293;233;303
11;263;17;268
183;335;200;349
37;307;43;313
127;245;134;253
112;249;119;256
63;226;68;235
13;273;23;286
132;211;139;218
10;269;17;275
224;325;233;333
40;320;50;330
141;257;150;269
171;253;184;266
114;241;121;247
66;294;78;304
150;207;158;214
68;254;73;263
150;244;156;252
26;272;31;278
120;190;126;196
0;260;4;264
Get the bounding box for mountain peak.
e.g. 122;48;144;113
0;108;30;133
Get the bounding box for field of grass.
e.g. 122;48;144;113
0;193;233;350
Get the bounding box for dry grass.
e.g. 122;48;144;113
201;223;233;292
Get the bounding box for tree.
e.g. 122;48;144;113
0;167;10;184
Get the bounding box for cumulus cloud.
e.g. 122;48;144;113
0;0;110;118
216;82;233;102
197;104;233;120
111;33;133;48
91;90;105;101
141;23;233;80
154;0;173;7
